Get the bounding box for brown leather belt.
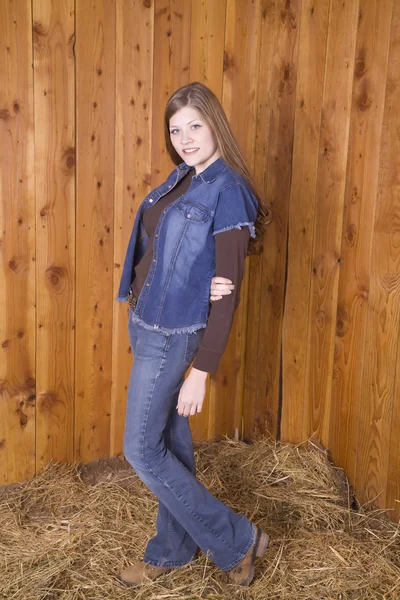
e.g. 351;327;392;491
128;286;138;311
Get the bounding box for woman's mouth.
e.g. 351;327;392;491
182;148;199;155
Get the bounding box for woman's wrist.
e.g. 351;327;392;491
190;366;209;379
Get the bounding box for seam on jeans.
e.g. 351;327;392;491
140;339;172;567
139;333;172;464
160;509;173;565
184;331;192;365
160;417;174;564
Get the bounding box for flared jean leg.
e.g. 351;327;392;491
124;317;256;572
144;399;199;566
127;311;198;567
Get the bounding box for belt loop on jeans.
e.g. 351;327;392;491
128;286;138;311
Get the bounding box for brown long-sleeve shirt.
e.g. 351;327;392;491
131;169;250;373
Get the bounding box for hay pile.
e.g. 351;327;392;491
0;435;399;599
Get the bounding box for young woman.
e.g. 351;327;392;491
115;82;272;588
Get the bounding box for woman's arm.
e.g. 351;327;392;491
176;226;251;415
191;226;251;374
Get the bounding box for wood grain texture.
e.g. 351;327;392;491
208;0;263;442
33;1;75;471
375;0;400;523
111;0;155;457
243;0;277;440
74;0;116;461
0;0;36;484
281;0;330;443
255;0;301;441
355;0;400;511
302;0;359;445
329;0;393;489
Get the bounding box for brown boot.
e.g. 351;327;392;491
118;560;172;587
225;527;269;586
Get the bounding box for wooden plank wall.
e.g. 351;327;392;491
0;0;399;523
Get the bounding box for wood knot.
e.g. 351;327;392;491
45;265;67;291
33;20;46;36
0;109;11;121
38;392;59;412
16;406;28;428
8;257;18;272
62;147;76;172
223;51;234;72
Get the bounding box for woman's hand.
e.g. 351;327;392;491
176;368;207;416
210;276;235;301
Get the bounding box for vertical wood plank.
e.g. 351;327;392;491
208;0;264;441
111;0;155;456
302;0;359;445
188;0;227;442
189;0;227;92
328;0;393;487
34;0;76;469
355;0;400;508
388;329;400;522
251;0;301;441
243;0;278;441
0;0;36;483
280;0;330;443
75;0;116;461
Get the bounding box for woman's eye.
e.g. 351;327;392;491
170;124;201;134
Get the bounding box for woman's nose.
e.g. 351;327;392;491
181;132;194;144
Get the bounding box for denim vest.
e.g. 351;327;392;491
116;156;258;334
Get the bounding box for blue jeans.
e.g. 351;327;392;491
123;309;257;571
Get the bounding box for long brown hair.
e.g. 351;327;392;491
164;82;273;255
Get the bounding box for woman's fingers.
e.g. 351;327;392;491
209;276;235;302
210;276;235;293
212;276;233;284
210;288;233;297
212;277;234;290
180;401;202;416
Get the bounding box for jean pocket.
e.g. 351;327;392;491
184;329;205;366
177;199;211;223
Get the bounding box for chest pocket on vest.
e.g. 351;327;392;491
177;200;211;223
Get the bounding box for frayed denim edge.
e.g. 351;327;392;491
131;312;207;335
143;554;197;569
213;222;256;238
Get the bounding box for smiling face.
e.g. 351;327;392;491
169;105;221;175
